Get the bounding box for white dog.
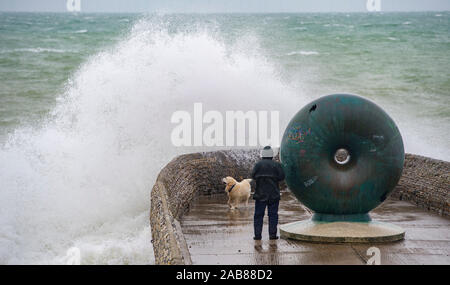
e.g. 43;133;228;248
222;176;252;210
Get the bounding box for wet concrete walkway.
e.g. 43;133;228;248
181;192;450;265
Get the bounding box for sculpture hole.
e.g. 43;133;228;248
334;148;350;165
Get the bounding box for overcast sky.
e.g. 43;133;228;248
1;0;449;13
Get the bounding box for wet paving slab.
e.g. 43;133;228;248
180;191;450;265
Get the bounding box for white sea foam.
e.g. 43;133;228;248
286;50;319;56
0;18;301;264
0;48;70;54
291;26;307;31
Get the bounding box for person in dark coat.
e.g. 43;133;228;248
251;146;285;240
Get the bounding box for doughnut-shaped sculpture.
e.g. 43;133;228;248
280;94;404;222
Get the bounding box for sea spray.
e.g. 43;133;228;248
0;17;300;264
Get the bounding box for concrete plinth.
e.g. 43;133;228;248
280;220;405;243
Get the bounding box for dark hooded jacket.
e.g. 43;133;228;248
251;157;285;202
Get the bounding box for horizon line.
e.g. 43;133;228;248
0;10;449;14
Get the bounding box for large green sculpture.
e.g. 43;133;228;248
280;94;404;222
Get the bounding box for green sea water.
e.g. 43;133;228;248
0;12;448;264
1;12;449;154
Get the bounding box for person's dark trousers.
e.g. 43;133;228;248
254;199;279;239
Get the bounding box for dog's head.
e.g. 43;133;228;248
222;176;237;192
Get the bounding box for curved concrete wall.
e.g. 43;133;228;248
391;153;449;216
150;150;449;264
150;149;260;265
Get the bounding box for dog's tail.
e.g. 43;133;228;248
243;179;254;194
